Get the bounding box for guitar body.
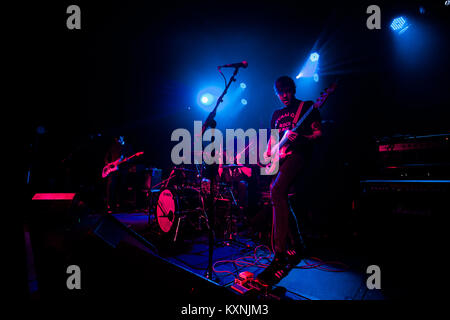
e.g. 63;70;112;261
101;151;144;179
102;160;120;178
263;144;289;175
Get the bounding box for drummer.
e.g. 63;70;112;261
217;146;250;209
217;145;248;178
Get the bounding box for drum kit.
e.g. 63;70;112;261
148;164;250;245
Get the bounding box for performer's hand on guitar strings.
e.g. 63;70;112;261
286;130;298;142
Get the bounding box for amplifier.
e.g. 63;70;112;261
378;141;445;152
359;179;449;217
360;179;450;193
376;133;449;166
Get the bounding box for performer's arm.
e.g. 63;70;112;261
302;120;322;141
264;134;276;158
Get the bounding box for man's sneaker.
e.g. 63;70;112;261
255;253;289;286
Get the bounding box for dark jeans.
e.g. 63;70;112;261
270;153;307;254
106;173;118;208
105;169;128;209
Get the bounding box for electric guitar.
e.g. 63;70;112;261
102;151;144;178
264;82;337;175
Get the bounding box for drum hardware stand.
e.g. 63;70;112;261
201;64;245;281
147;189;159;225
173;213;187;242
204;152;219;281
221;186;249;249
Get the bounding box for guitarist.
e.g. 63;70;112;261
256;76;323;285
104;135;132;213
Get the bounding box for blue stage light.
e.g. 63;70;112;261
241;99;247;105
310;52;319;62
197;87;223;112
240;82;247;89
297;53;319;79
313;73;319;82
391;17;410;34
201;93;214;105
390;17;406;30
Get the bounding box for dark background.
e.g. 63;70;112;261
22;0;449;203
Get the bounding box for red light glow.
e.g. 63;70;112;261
32;193;77;200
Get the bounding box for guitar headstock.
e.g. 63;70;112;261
313;81;337;109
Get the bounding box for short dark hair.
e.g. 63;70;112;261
274;76;296;95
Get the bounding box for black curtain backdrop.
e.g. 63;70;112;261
22;0;449;196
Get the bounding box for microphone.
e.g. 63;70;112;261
218;61;248;69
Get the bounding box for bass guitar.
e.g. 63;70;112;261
265;82;337;175
102;151;144;178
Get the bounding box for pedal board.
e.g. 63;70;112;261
246;279;271;295
230;271;271;296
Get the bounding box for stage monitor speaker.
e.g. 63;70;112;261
27;193;84;297
30;193;81;229
92;213;158;253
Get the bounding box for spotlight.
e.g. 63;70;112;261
295;72;304;79
240;82;247;89
390;16;410;34
313;73;319;82
197;87;223;111
298;53;319;79
310;52;319;62
201;93;214;105
241;99;248;105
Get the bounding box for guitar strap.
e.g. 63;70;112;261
292;100;304;127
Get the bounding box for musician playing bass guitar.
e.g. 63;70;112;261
104;135;133;213
256;76;323;285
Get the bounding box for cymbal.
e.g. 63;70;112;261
222;164;245;168
172;167;196;172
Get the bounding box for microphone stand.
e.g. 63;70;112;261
201;67;240;135
202;66;242;281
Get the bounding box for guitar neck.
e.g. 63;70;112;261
270;83;336;156
293;83;336;132
121;155;135;164
118;152;143;165
275;105;313;152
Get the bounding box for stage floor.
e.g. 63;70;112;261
112;212;385;300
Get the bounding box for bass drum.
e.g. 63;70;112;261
155;187;205;239
156;188;178;234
